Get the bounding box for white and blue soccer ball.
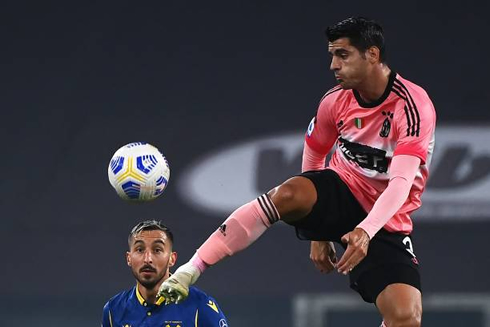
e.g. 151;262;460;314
108;142;170;201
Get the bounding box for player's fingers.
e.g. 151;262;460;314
337;241;364;274
337;240;356;266
325;258;336;272
339;247;366;275
341;232;350;244
329;247;338;265
337;261;351;274
311;252;327;265
313;259;327;273
337;247;354;272
338;256;356;275
318;257;336;272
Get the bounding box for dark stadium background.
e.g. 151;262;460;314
2;1;489;326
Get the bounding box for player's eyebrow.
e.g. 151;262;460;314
329;48;350;56
152;239;165;246
132;240;145;247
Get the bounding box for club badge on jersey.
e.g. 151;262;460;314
379;111;394;138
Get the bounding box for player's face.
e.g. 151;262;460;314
127;230;176;290
328;37;370;89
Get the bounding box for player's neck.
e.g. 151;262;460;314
355;65;391;103
137;283;160;304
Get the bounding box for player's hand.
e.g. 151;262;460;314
158;262;201;305
337;228;370;275
310;241;337;273
159;272;191;304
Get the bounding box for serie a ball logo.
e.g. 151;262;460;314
108;142;170;201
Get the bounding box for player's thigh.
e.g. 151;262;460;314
267;176;317;224
376;283;422;325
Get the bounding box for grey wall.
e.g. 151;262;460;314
2;1;490;326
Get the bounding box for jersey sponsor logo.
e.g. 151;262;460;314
207;300;219;313
178;126;490;221
219;319;228;327
338;137;388;173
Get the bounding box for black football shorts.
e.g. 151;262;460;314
288;168;421;303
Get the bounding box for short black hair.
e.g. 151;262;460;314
128;220;174;247
325;17;386;63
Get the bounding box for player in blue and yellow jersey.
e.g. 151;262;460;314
102;220;228;327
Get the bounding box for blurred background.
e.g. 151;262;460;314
2;1;490;326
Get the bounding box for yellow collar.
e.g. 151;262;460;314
135;285;165;306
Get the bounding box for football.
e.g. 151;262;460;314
108;142;170;201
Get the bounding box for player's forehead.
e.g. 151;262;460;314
328;37;355;53
131;229;168;245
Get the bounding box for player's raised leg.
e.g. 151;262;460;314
194;175;317;266
159;176;317;303
376;283;422;327
267;175;318;224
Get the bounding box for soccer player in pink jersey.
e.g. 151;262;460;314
160;17;436;327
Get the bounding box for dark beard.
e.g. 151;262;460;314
138;277;162;290
131;270;165;290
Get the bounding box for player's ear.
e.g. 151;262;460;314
126;251;131;266
169;251;177;267
366;46;380;64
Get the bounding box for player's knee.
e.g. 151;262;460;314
271;181;296;202
267;177;316;223
384;304;422;327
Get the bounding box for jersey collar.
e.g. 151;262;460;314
135;285;165;306
353;70;397;108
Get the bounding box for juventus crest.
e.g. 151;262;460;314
380;111;393;138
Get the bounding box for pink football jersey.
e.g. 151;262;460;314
305;72;436;234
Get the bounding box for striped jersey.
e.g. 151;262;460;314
305;71;436;235
102;286;228;327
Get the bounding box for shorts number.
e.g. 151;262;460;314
402;236;416;258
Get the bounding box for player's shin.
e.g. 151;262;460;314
159;194;280;303
196;193;280;266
